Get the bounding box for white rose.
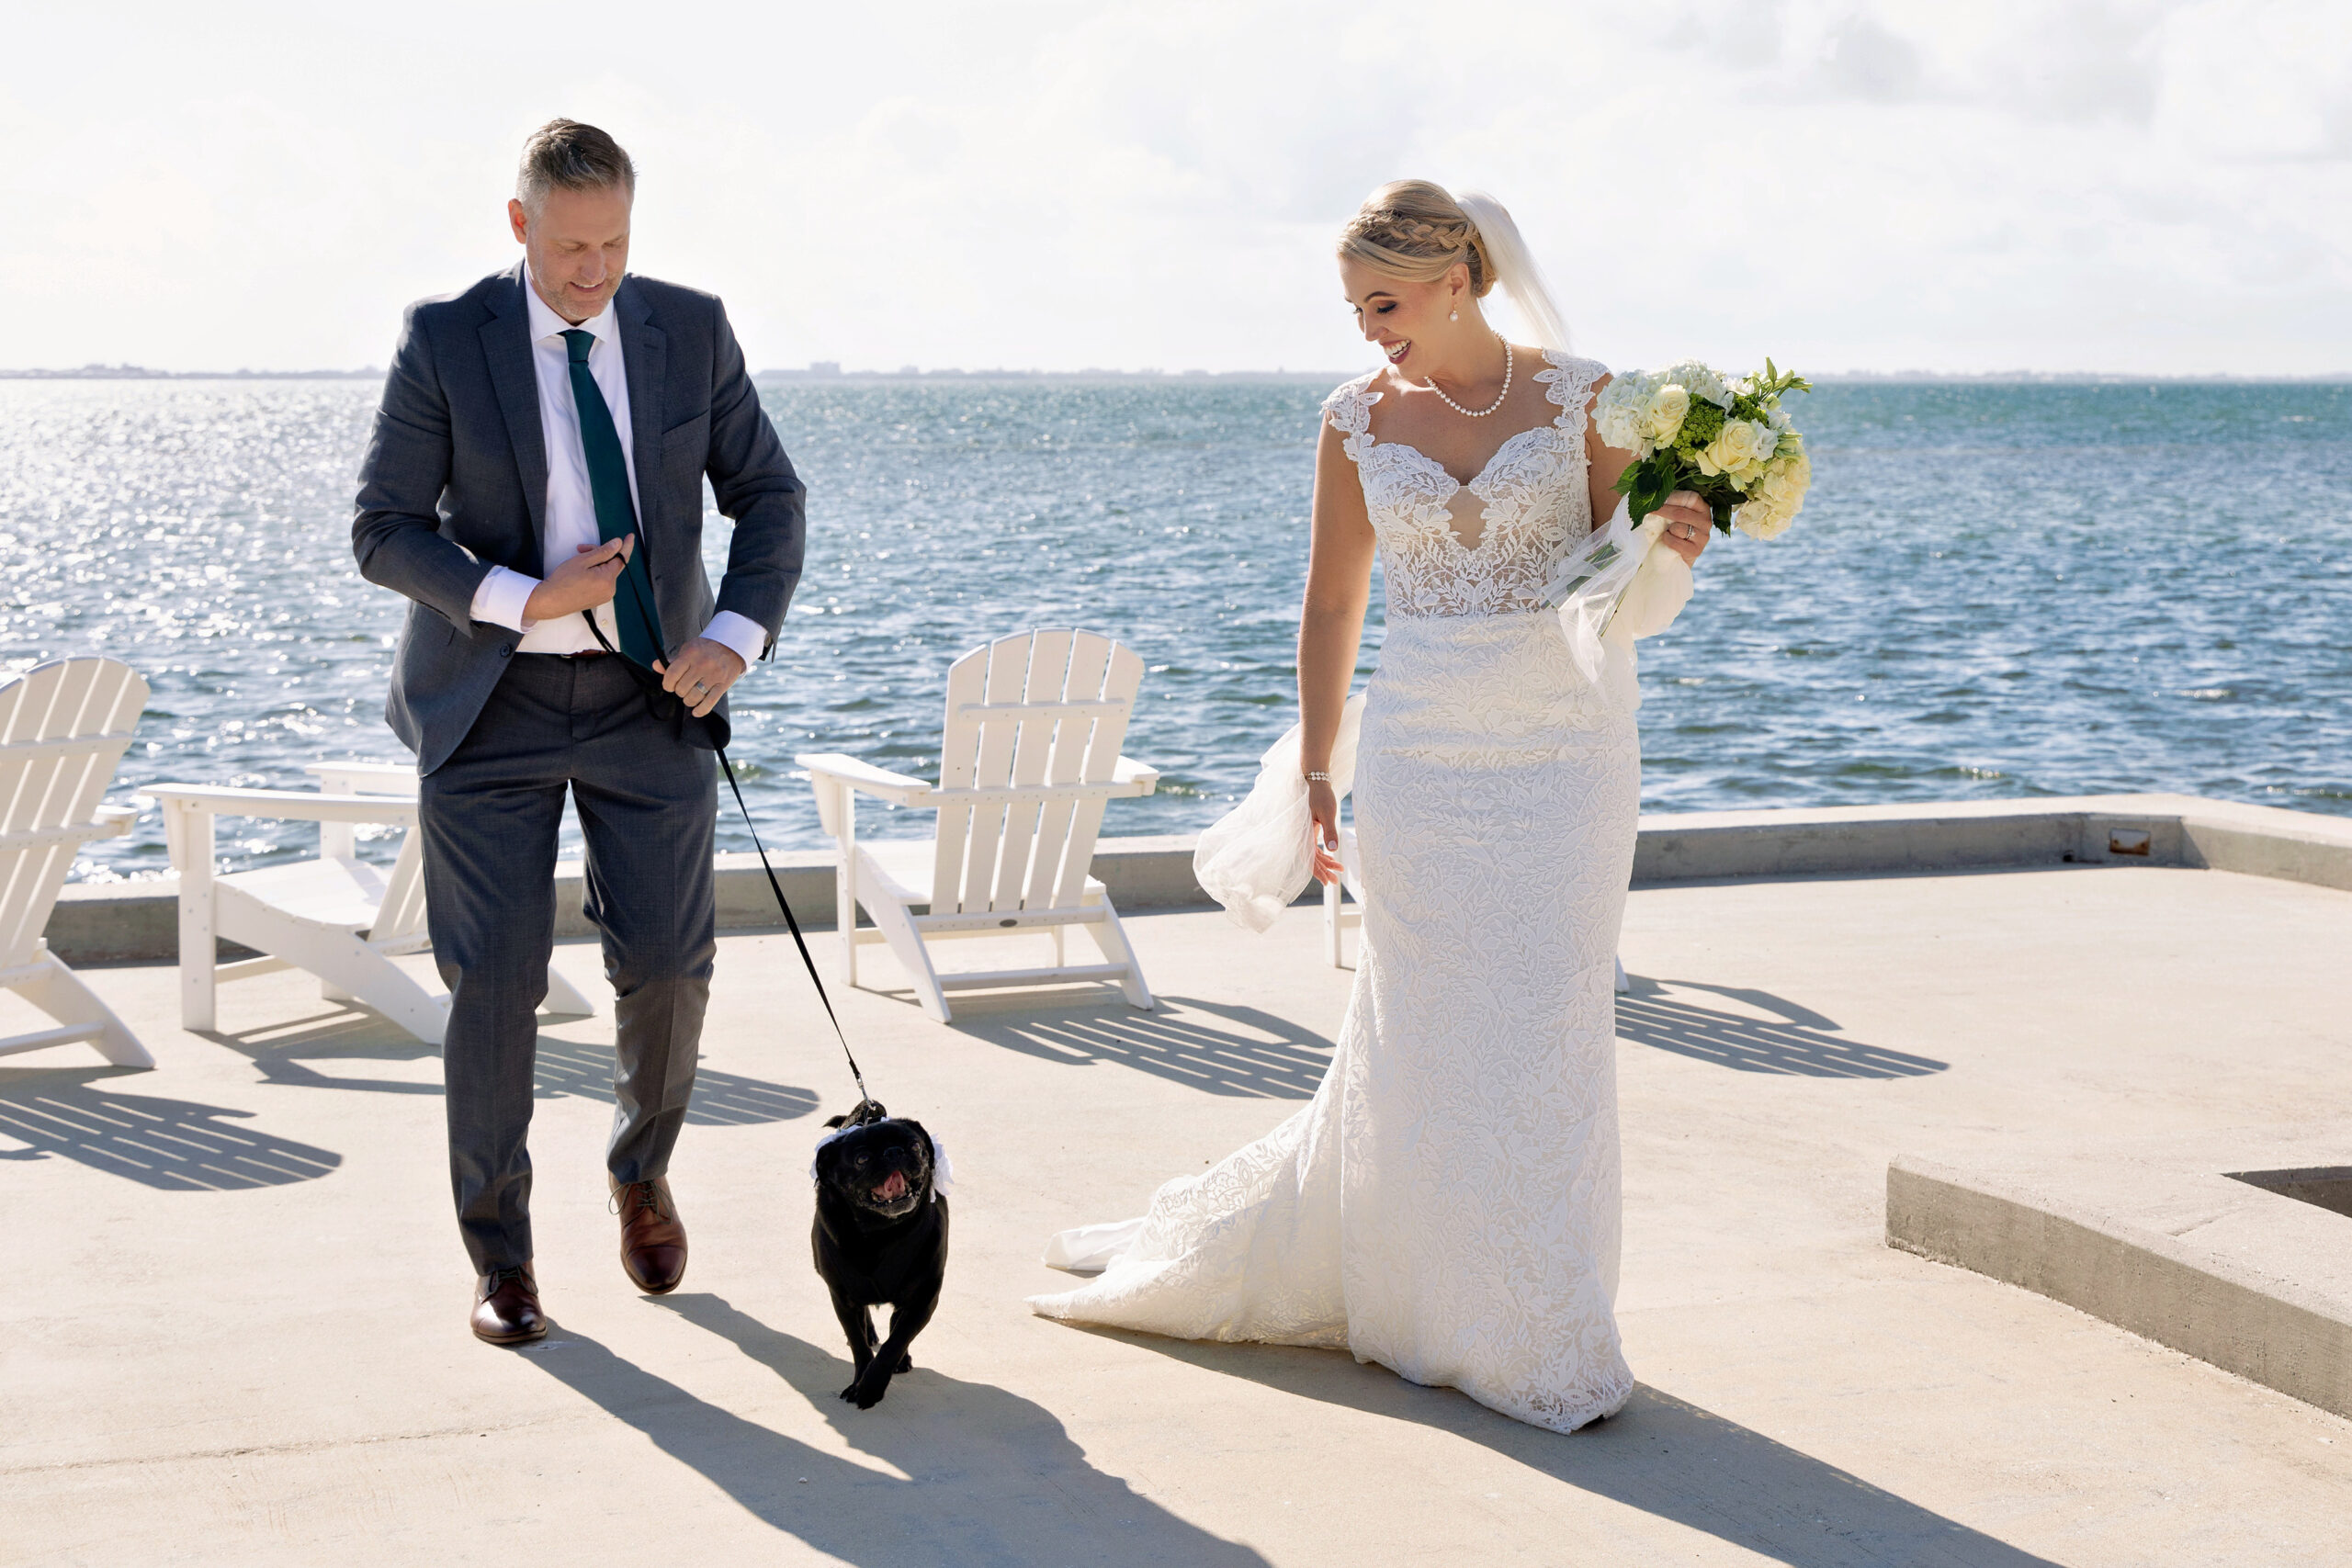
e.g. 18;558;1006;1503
1695;418;1773;482
1639;384;1690;445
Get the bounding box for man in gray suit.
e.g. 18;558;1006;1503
353;119;804;1345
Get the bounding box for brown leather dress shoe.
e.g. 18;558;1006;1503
471;1264;547;1345
614;1177;688;1294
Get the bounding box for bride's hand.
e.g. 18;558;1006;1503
1306;779;1344;886
1656;491;1713;567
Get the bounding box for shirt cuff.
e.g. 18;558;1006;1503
701;610;767;672
469;565;539;633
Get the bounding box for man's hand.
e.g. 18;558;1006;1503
654;637;748;718
523;536;634;621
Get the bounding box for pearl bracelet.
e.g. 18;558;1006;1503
1305;771;1332;783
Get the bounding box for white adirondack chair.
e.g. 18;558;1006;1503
798;628;1161;1024
1323;821;1631;991
0;657;153;1066
148;761;593;1042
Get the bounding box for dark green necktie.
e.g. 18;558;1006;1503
561;328;662;667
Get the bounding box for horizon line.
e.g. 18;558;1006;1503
6;364;2351;386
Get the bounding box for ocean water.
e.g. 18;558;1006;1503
3;374;2346;883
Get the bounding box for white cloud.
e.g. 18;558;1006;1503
0;0;2344;375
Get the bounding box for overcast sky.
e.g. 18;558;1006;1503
6;1;2346;377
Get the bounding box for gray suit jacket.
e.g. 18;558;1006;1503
353;265;804;773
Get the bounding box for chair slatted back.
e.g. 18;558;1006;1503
0;658;148;966
924;629;1142;916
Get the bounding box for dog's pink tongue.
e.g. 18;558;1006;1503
874;1171;909;1201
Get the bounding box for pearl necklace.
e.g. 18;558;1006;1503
1422;339;1513;418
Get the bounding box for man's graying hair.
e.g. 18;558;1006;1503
516;119;636;213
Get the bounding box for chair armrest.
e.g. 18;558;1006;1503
793;753;933;807
91;805;137;839
1110;755;1161;796
144;784;421;828
304;761;418;795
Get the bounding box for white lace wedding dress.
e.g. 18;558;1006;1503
1030;351;1640;1433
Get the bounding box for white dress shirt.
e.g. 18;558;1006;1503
468;266;767;668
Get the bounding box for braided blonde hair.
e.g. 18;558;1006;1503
1337;180;1495;296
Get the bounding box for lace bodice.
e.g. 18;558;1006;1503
1324;352;1606;619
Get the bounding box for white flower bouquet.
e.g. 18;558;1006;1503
1592;358;1813;540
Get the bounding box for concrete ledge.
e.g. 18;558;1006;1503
1887;1137;2352;1419
1630;793;2352;887
46;795;2352;965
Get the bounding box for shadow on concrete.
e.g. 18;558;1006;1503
209;1012;820;1126
1616;980;1948;1079
951;995;1334;1100
519;1293;1267;1566
0;1066;342;1190
1083;1332;2061;1567
537;1037;821;1127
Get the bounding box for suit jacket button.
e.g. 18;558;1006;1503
499;645;513;659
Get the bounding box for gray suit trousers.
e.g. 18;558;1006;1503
421;652;717;1274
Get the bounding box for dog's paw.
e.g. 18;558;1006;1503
895;1351;914;1373
849;1368;893;1409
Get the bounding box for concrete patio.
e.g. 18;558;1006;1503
6;849;2351;1564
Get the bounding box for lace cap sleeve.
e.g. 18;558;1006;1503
1321;372;1381;460
1536;353;1608;443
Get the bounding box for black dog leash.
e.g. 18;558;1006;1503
578;599;876;1111
717;748;874;1110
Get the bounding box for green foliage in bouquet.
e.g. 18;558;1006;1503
1592;358;1814;540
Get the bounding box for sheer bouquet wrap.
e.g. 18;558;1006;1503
1193;693;1366;931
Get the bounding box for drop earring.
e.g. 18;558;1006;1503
1449;307;1459;321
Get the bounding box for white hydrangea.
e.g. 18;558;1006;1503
1657;357;1734;410
1591;370;1657;456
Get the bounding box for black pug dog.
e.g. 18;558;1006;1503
811;1100;947;1409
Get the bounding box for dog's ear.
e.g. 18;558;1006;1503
824;1113;849;1130
898;1120;933;1167
812;1134;849;1182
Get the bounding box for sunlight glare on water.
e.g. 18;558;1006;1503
2;375;2345;881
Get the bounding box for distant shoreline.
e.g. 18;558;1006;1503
6;365;2349;386
0;366;382;381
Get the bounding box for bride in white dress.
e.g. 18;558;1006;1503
1029;181;1714;1433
